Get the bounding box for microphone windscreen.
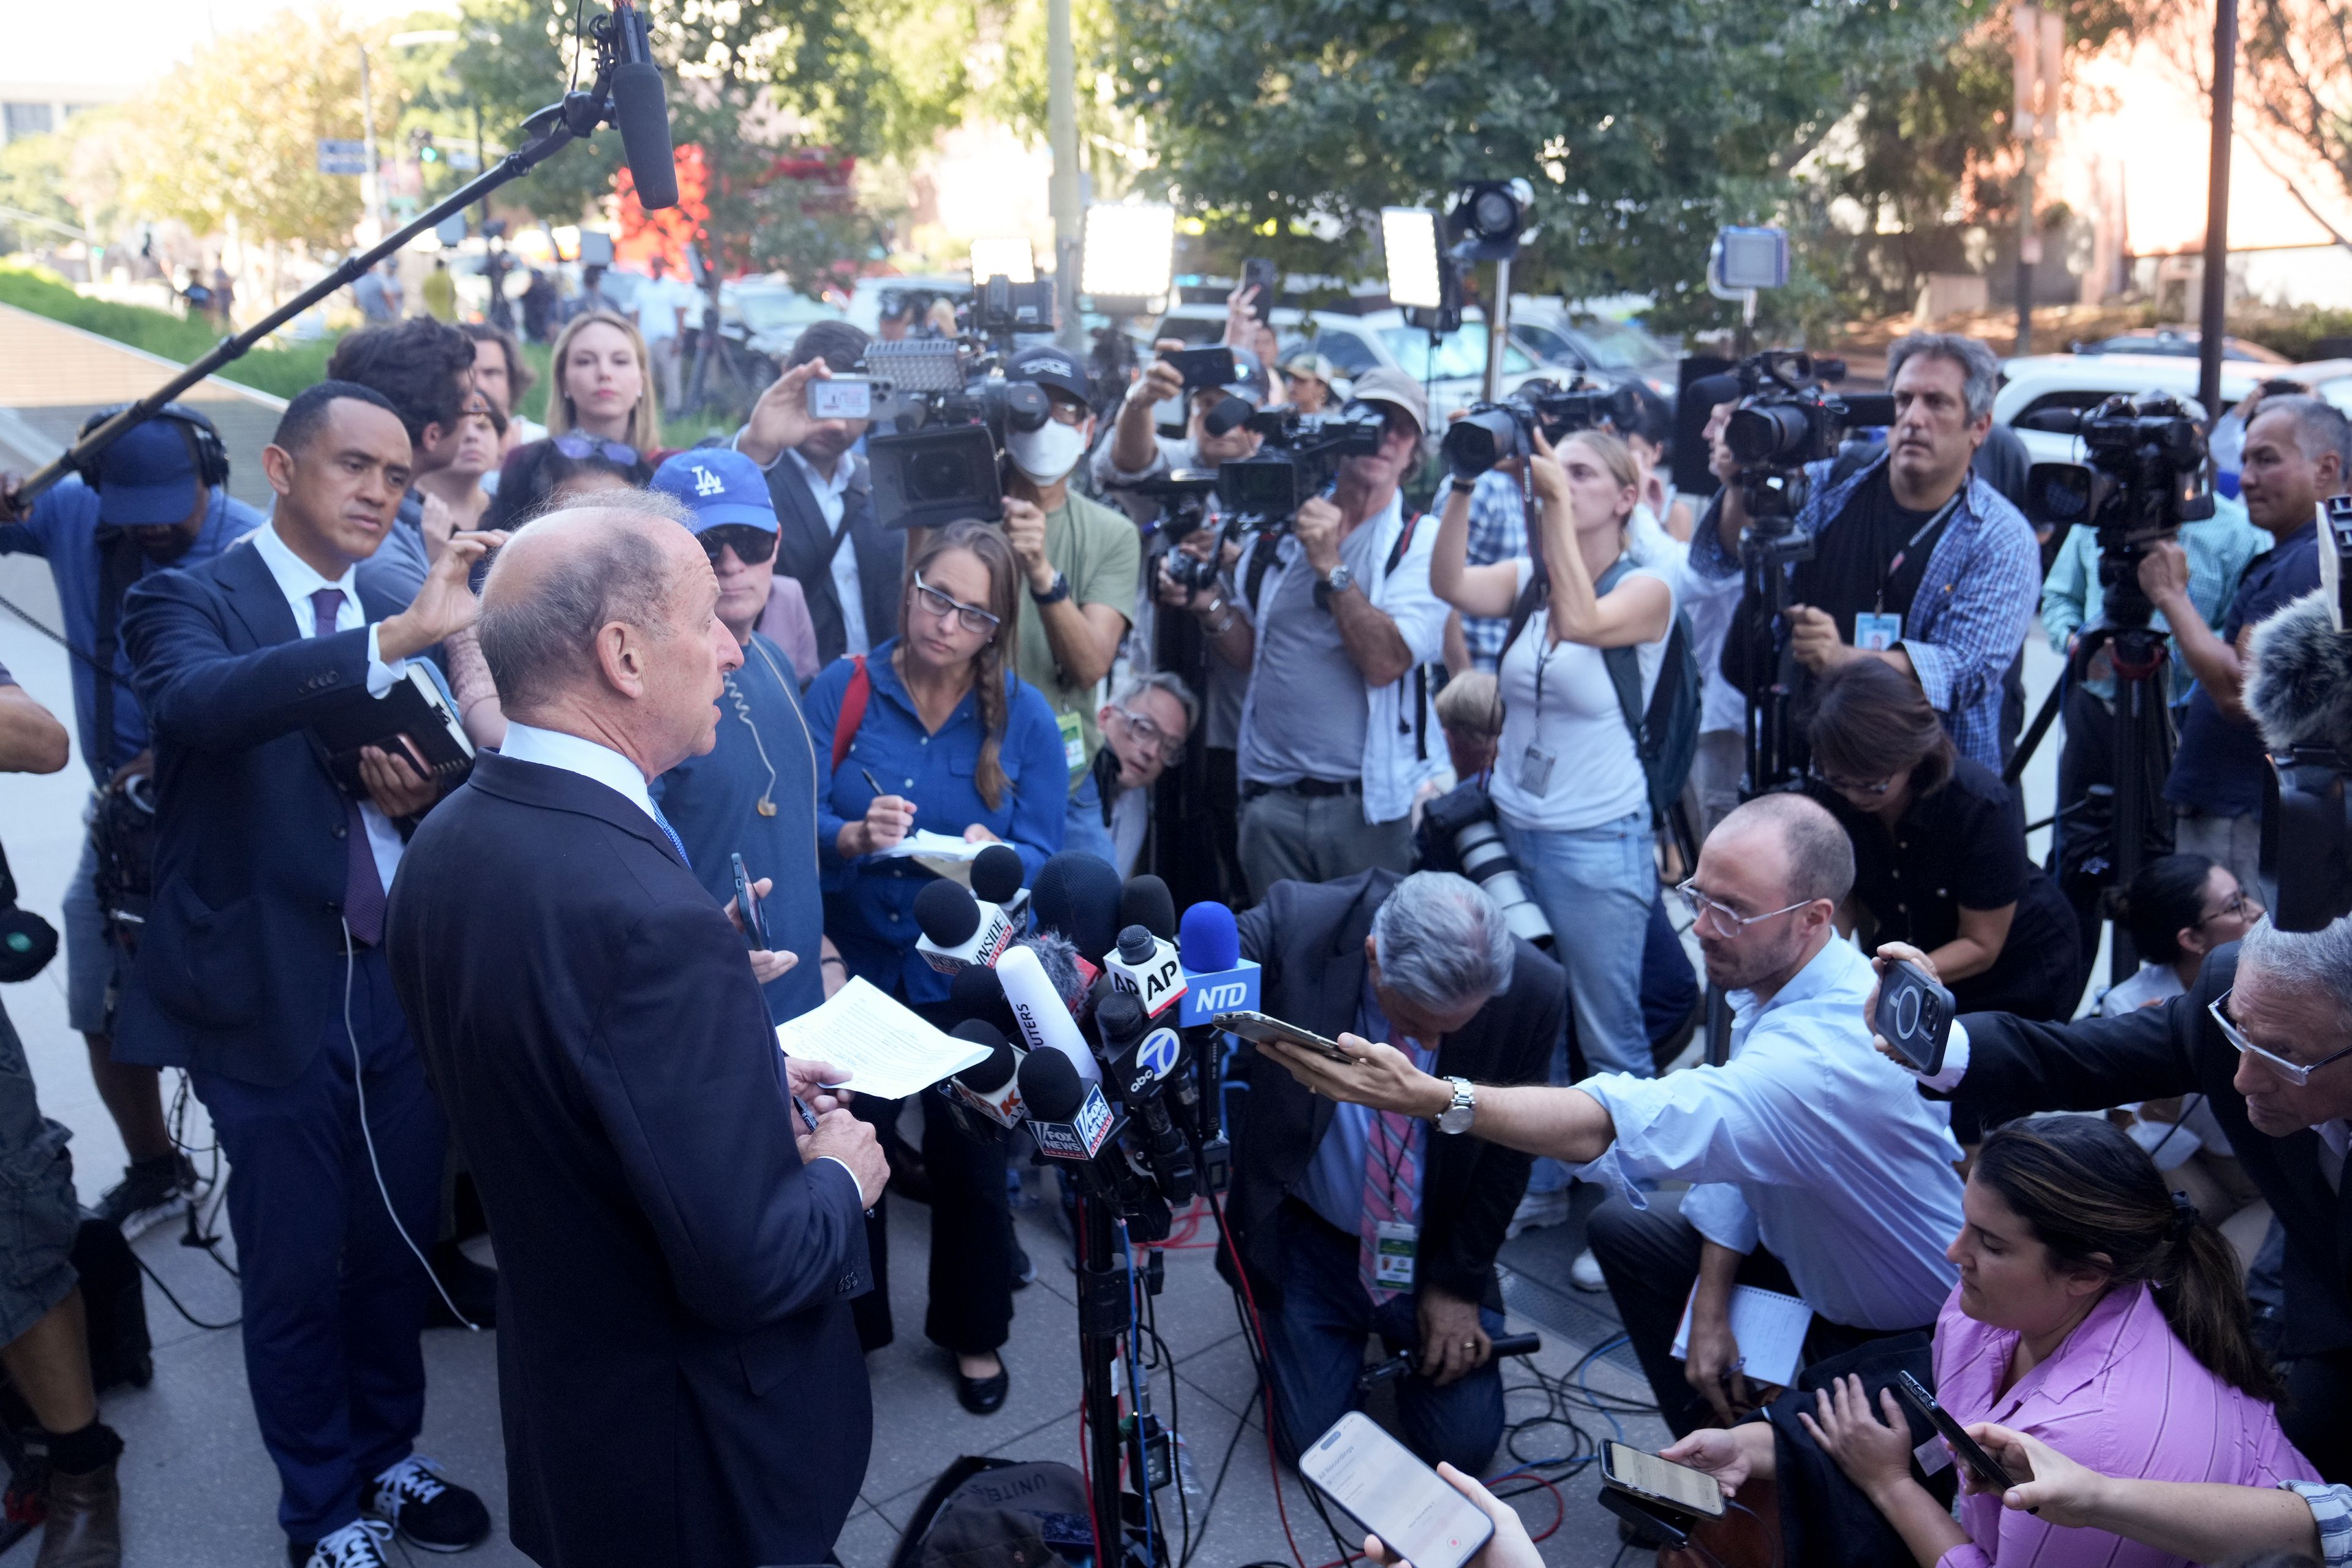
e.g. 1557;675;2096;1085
1095;990;1146;1049
1033;852;1123;958
1839;394;1898;428
1204;395;1252;437
951;1021;1017;1091
1179;900;1240;971
611;63;679;211
2248;589;2352;755
949;962;1011;1027
1016;931;1085;1016
913;878;982;947
1684;372;1744;410
1017;1044;1085;1122
1118;875;1178;940
971;843;1027;907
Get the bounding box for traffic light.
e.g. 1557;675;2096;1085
409;127;440;165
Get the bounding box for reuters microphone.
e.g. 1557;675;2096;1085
997;942;1102;1085
914;880;1016;975
941;1020;1027;1130
1175;901;1261;1024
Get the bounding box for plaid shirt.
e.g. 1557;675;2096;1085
2286;1480;2352;1567
1459;470;1529;669
1690;450;2041;769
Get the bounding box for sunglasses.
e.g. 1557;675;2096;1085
912;572;1000;635
2207;987;2352;1087
552;433;641;465
1807;765;1894;796
699;525;777;566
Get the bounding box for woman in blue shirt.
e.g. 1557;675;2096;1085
804;518;1065;1412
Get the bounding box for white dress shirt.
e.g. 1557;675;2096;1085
496;722;657;821
785;448;867;656
1571;937;1968;1332
247;522;409;892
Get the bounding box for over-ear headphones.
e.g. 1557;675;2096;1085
70;401;232;492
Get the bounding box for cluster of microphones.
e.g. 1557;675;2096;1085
908;848;1262;1237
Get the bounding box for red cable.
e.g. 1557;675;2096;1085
1512;1474;1566;1542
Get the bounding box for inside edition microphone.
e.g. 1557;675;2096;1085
607;1;680;210
914;879;1016;974
943;1019;1026;1130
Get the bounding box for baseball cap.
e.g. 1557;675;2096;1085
1347;368;1428;437
1280;352;1340;386
1219;347;1272;409
650;448;779;533
92;416;203;526
1005;344;1092;405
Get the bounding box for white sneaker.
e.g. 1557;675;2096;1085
302;1519;394;1568
1506;1187;1573;1239
1569;1248;1607;1293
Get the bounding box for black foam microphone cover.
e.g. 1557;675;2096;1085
1095;990;1147;1050
1204;395;1253;437
950;1020;1017;1091
1685;372;1744;410
1016;1044;1085;1122
913;878;983;947
611;62;679;211
1117;875;1177;941
949;963;1016;1031
1032;852;1123;959
971;843;1027;906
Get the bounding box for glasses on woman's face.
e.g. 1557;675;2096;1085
1112;705;1186;763
912;573;1000;635
2209;987;2352;1087
1672;879;1812;940
1807;765;1894;797
699;525;777;567
552;433;640;465
2195;889;2263;928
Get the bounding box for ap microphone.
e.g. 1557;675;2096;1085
943;1020;1027;1129
1104;923;1187;1021
608;1;679;211
913;879;1015;974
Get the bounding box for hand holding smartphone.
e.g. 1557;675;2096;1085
1213;1009;1357;1065
1300;1414;1495;1568
730;853;768;951
1872;956;1954;1076
1894;1371;2030;1504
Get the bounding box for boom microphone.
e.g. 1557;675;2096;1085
608;1;680;210
2248;584;2352;758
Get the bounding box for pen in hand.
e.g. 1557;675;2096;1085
859;766;885;799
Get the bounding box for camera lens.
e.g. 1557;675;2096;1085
1441;405;1523;479
1725;403;1815;466
1450;820;1555;951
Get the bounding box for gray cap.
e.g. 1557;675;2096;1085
1347;366;1428;436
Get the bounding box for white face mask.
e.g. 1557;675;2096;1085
1006;418;1088;484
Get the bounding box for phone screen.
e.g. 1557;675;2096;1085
809;379;874;421
1602;1442;1726;1519
1299;1414;1493;1568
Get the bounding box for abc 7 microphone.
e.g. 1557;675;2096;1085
1094;990;1196;1207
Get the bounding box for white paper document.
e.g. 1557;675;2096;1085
773;977;990;1099
877;829;988;885
1670;1283;1814;1390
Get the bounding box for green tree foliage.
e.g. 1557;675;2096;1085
438;0;626;227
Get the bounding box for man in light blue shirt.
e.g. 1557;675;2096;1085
1246;793;1966;1438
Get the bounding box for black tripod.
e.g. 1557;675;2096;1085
1074;1188;1153;1565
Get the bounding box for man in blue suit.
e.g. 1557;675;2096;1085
386;485;885;1567
119;381;497;1568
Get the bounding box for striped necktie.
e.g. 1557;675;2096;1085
650;802;692;869
1359;1093;1422;1303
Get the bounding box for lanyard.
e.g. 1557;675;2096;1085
1876;493;1961;614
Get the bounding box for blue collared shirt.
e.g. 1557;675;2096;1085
1570;938;1965;1332
1690;451;2041;769
1294;975;1435;1236
804;639;1068;1005
1460;470;1531;669
2040;499;2269;702
0;477;262;779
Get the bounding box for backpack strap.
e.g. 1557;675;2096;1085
830;655;870;774
1593;557;1651;750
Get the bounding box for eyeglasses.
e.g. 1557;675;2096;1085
911;572;1001;635
552;433;641;466
1807;765;1894;796
699;525;777;566
1111;704;1187;763
1672;878;1814;939
1045;400;1091;428
2207;987;2352;1087
2194;889;2263;928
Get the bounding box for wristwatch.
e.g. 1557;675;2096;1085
1031;570;1072;606
1313;562;1355;611
1434;1076;1477;1135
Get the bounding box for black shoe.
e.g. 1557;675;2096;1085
89;1154;197;1240
1010;1245;1035;1291
426;1241;499;1330
956;1362;1009;1415
364;1455;490;1553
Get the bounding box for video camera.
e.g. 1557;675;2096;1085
2019;392;2214;630
858;274;1061;530
1213;402;1387;524
1695;350;1896;525
1441;377;1644;480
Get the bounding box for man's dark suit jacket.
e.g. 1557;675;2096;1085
385;752;873;1567
117;541;407;1087
764;450;902;668
1228;870;1564;1311
1951;944;2351;1362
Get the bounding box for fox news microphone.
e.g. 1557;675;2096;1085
1017;1045;1118;1166
997;942;1102;1085
1176;900;1261;1024
942;1020;1027;1130
1096;993;1196;1205
914;879;1016;974
608;1;680;210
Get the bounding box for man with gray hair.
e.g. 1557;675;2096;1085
1905;907;2352;1480
1259;795;1970;1438
1226;869;1563;1471
1691;330;2040;768
1069;669;1197;874
385;495;889;1565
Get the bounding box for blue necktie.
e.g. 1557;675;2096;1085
651;803;691;869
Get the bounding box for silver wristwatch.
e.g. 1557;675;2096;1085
1434;1076;1477;1135
1321;563;1355;597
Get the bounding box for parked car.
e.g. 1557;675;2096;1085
1507;303;1681;399
2068;327;2291;364
717;274;846;379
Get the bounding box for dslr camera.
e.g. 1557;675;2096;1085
1441;377;1643;480
1123;469;1226;595
1416;782;1553;951
1214;403;1387;524
1704;350;1896;527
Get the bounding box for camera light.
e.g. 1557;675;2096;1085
1079;205;1177;303
968;236;1036;285
1381;208;1445;311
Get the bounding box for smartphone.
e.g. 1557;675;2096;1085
1894;1371;2022;1496
1298;1412;1493;1568
1874;960;1956;1076
809;376;878;421
1212;1010;1357;1066
1600;1441;1727;1521
1163;345;1238;393
730;853;767;951
1240;258;1278;317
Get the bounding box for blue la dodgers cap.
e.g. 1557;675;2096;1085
650;448;780;534
92;417;203;526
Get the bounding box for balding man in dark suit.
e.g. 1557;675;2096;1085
386;466;887;1566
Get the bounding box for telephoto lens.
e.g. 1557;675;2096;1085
1447;816;1553;951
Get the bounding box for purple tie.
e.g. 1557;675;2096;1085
309;589;386;946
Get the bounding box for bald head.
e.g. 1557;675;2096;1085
478;493;701;717
1713;793;1855;908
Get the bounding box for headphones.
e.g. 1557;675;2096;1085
70;402;232;492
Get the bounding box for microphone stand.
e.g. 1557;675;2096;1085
1072;1188;1140;1563
13;20;639;504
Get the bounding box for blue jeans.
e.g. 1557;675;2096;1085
1263;1202;1507;1474
1061;771;1118;867
1502;810;1656;1195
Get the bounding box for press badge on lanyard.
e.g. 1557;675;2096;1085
1057;710;1087;774
1374;1221;1417;1287
1518;638;1561;796
1853;611;1902;652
